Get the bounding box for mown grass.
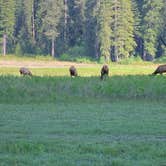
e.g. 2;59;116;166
0;65;166;165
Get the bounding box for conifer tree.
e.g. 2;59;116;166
98;0;112;62
0;0;16;55
142;0;163;59
40;0;63;57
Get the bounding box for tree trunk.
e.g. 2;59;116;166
32;1;35;43
142;50;146;61
3;34;7;56
95;35;99;59
51;37;55;57
114;0;118;62
64;0;68;44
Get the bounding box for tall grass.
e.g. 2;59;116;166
0;75;166;103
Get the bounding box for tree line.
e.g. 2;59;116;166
0;0;165;62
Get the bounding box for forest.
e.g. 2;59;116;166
0;0;166;62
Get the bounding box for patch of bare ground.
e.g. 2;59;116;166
0;60;96;68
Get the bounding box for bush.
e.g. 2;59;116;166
118;56;145;65
60;53;72;61
67;45;86;57
15;43;23;56
99;56;110;64
154;56;166;63
59;45;95;63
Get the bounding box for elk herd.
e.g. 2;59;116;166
19;64;166;79
19;64;109;80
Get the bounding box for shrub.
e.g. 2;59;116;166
154;56;166;63
15;43;23;56
118;56;144;65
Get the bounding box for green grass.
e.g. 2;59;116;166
0;100;165;166
0;54;55;61
0;63;157;76
0;64;166;165
0;75;166;103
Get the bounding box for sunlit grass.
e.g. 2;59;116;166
0;64;157;77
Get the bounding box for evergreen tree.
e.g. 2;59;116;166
98;0;112;62
84;0;99;58
142;0;163;59
40;0;63;57
0;0;16;55
159;0;166;56
23;0;36;43
67;0;85;47
97;0;135;62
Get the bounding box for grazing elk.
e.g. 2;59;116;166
69;66;78;77
152;64;166;75
100;65;109;80
19;67;32;76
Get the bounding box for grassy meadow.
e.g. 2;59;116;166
0;58;166;165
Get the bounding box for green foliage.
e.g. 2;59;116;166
59;53;93;63
154;56;166;63
59;44;94;63
0;0;165;61
65;45;87;57
118;56;145;65
15;43;23;56
142;0;164;58
98;56;110;64
98;0;112;61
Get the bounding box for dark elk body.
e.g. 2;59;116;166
19;67;32;76
69;66;78;77
101;65;109;80
152;64;166;75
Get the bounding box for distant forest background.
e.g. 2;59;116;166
0;0;166;62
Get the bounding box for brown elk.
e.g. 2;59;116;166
69;66;78;77
19;67;32;76
100;65;109;80
152;64;166;75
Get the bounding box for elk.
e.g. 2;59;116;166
19;67;32;76
152;64;166;75
100;65;109;80
69;66;78;77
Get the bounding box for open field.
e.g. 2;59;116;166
0;59;166;165
0;64;158;76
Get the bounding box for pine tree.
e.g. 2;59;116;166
23;0;36;42
159;0;166;56
40;0;63;57
98;0;112;62
84;0;98;58
0;0;16;55
97;0;135;62
110;0;135;61
142;0;163;59
67;0;85;47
